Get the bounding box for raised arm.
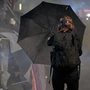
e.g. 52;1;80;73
47;33;54;46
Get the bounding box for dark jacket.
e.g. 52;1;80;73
47;30;82;68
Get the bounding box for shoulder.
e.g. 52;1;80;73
70;29;77;36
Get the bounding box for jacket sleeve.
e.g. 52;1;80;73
77;39;82;56
75;33;82;56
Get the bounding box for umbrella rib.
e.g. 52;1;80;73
46;15;51;31
33;33;49;62
32;19;48;30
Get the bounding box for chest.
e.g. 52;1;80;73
54;32;74;47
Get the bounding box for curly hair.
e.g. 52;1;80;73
64;16;75;29
57;16;75;32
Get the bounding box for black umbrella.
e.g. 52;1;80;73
18;1;86;65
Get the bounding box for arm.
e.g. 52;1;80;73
47;33;54;46
75;32;82;56
77;37;82;56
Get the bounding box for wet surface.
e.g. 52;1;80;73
0;0;90;90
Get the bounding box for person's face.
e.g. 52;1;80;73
64;16;74;29
64;17;73;26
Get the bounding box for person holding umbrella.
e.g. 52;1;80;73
47;16;82;90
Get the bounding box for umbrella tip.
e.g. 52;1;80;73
66;6;69;10
41;1;46;4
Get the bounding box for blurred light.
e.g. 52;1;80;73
86;13;90;17
10;18;16;25
84;9;90;12
86;17;89;20
45;76;48;79
19;3;22;10
1;52;5;57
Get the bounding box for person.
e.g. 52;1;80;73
47;16;82;90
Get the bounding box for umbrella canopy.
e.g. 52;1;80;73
18;1;86;65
